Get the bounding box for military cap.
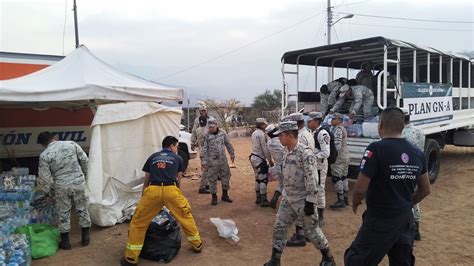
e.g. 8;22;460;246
256;117;268;124
273;121;298;135
207;117;218;127
265;124;277;134
280;115;291;122
339;84;350;97
333;113;344;120
308;112;323;120
289;112;304;121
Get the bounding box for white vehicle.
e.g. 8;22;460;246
178;125;198;169
281;36;474;183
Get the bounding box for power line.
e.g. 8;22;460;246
336;12;474;24
340;22;473;32
158;11;326;81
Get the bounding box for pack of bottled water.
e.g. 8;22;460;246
0;234;31;266
0;169;40;266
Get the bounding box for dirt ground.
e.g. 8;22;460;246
33;137;474;266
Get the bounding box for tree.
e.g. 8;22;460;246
202;98;242;133
252;89;282;111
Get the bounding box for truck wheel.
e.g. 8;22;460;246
178;148;189;171
424;138;440;184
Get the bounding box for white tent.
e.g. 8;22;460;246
0;46;184;226
0;45;183;107
87;102;182;226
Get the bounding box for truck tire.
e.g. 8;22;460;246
178;148;189;171
424;138;440;184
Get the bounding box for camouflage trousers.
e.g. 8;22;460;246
250;155;268;195
333;177;349;194
317;168;328;209
269;165;284;193
331;154;350;178
273;197;328;252
207;163;231;194
55;182;91;233
199;159;209;189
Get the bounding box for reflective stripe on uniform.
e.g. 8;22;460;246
126;244;143;251
187;235;201;241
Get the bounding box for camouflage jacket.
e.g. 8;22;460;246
327;80;345;106
191;126;208;148
331;125;350;159
331;85;373;114
251;128;272;161
200;129;235;166
298;128;315;151
356;70;374;90
402;124;425;151
267;137;285;166
38;141;88;192
282;142;319;204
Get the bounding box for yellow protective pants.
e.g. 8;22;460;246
124;185;202;264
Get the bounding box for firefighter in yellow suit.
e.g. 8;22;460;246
121;136;202;265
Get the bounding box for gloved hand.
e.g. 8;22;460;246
304;201;315;216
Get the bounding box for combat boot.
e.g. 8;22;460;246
414;221;421;241
255;192;262;204
222;190;233;203
286;233;306;247
263;248;281;266
286;226;306;247
317;208;325;226
270;191;281;209
343;191;349;206
81;227;91;246
211;194;218;206
260;194;270;207
59;232;72;250
329;193;346;209
320;248;336;266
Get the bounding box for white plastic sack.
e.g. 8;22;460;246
209;218;240;242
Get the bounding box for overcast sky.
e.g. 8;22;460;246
1;0;473;105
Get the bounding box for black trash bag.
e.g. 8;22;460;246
139;209;182;263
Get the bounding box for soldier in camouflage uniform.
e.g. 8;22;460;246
286;113;316;246
290;113;315;151
265;124;286;209
200;118;235;206
264;121;335;266
356;62;375;94
307;112;330;225
329;113;351;209
320;77;347;116
250;118;274;207
330;84;374;119
37;131;91;250
401;109;426;241
191;115;211;194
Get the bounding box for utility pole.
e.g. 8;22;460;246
73;0;80;48
327;0;332;45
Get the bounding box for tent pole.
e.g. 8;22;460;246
73;0;80;48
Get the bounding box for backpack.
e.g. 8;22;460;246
314;126;338;165
140;209;182;263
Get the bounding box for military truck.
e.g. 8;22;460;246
281;36;474;183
